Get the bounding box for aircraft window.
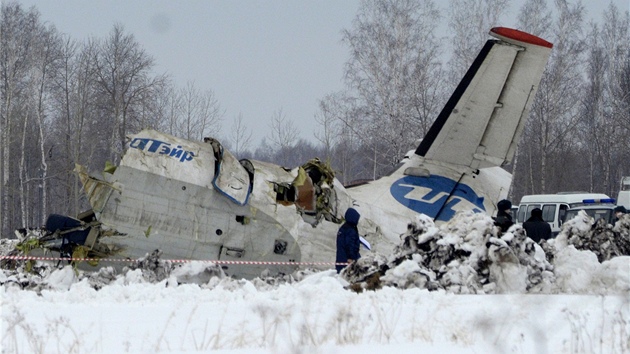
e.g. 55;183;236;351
235;215;250;225
239;159;255;177
542;204;556;223
274;240;288;255
274;183;296;203
224;247;244;258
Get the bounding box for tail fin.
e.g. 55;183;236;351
415;27;553;170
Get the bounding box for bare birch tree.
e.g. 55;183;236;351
50;37;102;217
602;4;630;193
447;0;510;82
92;24;165;162
1;3;47;232
26;22;63;225
514;0;586;194
229;112;252;157
176;81;223;141
314;92;366;183
151;83;181;136
268;108;299;166
196;88;223;141
506;0;554;198
339;0;444;178
314;93;343;163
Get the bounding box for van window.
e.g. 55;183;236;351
564;208;614;225
511;207;518;222
541;204;556;222
517;207;527;223
558;204;569;225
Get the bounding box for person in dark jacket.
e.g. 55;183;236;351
336;208;361;273
522;208;552;243
493;199;514;233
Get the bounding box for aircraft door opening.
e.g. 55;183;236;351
204;137;253;206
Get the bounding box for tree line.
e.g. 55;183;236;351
1;0;628;236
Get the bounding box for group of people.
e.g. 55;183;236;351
493;199;552;242
335;201;628;274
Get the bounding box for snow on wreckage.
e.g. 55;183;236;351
1;210;629;295
0;28;535;272
0;27;629;296
5;27;625;290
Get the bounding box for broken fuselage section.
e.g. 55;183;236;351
75;130;354;279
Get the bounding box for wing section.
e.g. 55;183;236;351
415;27;553;169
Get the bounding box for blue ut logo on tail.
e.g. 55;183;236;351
390;175;485;221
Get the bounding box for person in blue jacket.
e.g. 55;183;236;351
336;208;361;273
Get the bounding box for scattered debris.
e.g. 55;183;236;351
1;210;628;294
340;210;629;294
557;211;630;262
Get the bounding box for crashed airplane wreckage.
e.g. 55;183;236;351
69;131;355;279
7;131;351;279
5;27;553;279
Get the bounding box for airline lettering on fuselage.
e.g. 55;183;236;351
129;137;195;162
390;175;485;221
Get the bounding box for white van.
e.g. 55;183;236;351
617;176;630;209
516;192;614;235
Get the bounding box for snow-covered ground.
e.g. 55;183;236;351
1;211;629;354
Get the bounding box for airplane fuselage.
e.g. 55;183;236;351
75;27;553;279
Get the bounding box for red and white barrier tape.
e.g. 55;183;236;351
0;255;347;266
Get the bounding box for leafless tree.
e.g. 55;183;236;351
177;81;223;141
49;37;100;217
513;0;586;195
91;24;166;162
590;3;630;194
314;92;365;183
268;108;299;166
314;93;343;162
447;0;510;82
517;0;553;36
506;0;554;198
22;19;62;225
338;0;444;178
229;112;252;157
1;3;49;232
196;88;223;141
151;83;181;135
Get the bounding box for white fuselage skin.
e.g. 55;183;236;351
79;27;552;279
82;131;509;279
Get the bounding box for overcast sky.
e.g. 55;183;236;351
14;0;630;147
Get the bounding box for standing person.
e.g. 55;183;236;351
336;208;361;273
614;205;627;225
522;208;552;242
493;199;514;233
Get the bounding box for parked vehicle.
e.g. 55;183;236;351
516;193;614;235
617;176;630;210
562;202;617;227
